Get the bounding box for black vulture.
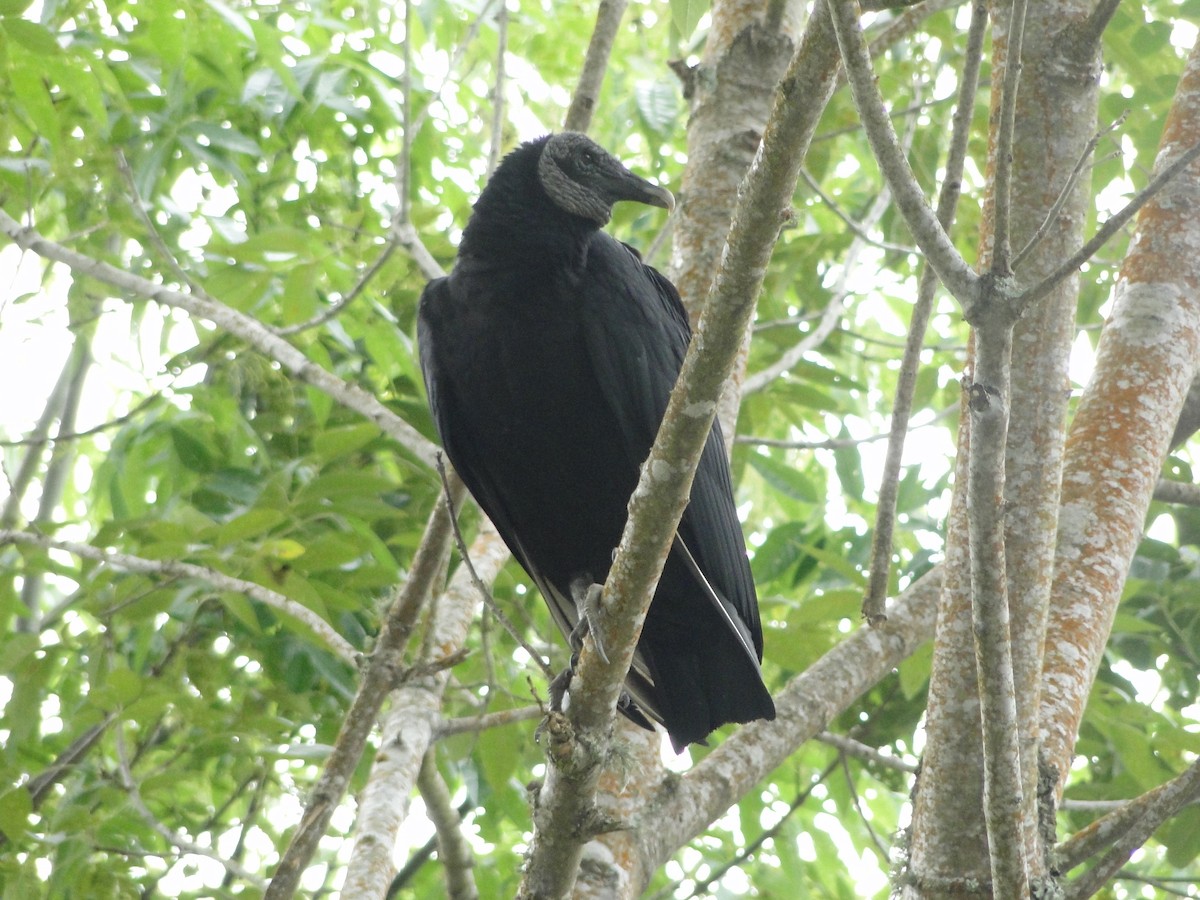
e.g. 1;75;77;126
417;132;775;751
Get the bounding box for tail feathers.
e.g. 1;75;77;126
639;633;775;753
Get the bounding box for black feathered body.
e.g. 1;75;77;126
418;136;774;749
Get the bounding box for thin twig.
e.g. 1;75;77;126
0;209;441;469
115;150;211;299
275;239;399;336
841;753;890;858
862;0;986;624
1018;138;1200;311
114;727;265;887
746;134;901;397
800;169;916;254
386;799;474;899
827;0;979;305
0;392;162;448
436;704;544;738
988;0;1030;278
487;4;507;175
816;730;919;774
739;395;956;451
0;529;356;664
1012;112;1128;272
647;758;842;900
399;0;415;224
410;0;502;137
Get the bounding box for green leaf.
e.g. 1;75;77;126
170;425;218;473
748;452;818;503
217;508;287;544
0;0;34;16
669;0;709;39
635;78;680;135
1163;804;1200;867
0;788;32;843
3;18;58;54
8;54;59;139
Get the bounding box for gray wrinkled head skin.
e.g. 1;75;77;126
537;132;675;226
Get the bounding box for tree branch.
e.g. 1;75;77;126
265;481;462;899
435;704;543;738
1017;137;1200;312
0;529;357;664
517;6;846;896
987;0;1031;278
863;0;986;623
634;567;941;889
1061;759;1200;900
816;730;919;774
1011;112;1126;272
563;0;628;133
114;726;265;888
1153;478;1200;506
437;456;553;681
0;209;440;469
342;523;508;899
827;0;980;305
418;752;479;900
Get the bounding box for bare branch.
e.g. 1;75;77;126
988;0;1031;278
741;270;849;395
649;757;842;900
738;406;956;450
1061;759;1200;900
863;0;985;622
275;239;400;337
0;392;161;449
563;0;628;133
487;4;507;175
343;523;508;899
634;568;942;890
1076;0;1123;51
0;529;357;664
436;705;544;738
827;0;980;306
265;483;462;899
437;456;553;681
0;209;440;469
116;150;210;298
417;753;479;900
1153;478;1200;506
1018;138;1200;312
816;730;919;774
1011;112;1127;272
800;168;915;254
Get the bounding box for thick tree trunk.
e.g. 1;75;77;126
905;1;1103;893
1040;34;1200;797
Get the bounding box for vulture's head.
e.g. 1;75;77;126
537;132;675;226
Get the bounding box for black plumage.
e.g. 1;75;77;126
417;133;775;750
